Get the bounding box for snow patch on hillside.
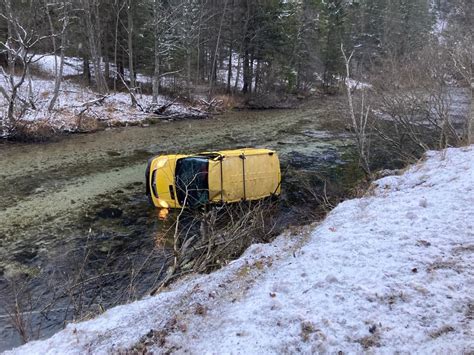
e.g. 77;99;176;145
0;56;198;134
32;55;152;84
5;146;474;354
32;55;83;77
0;76;191;131
345;77;372;90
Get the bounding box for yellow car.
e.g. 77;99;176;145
146;148;281;209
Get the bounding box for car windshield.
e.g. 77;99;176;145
175;157;209;207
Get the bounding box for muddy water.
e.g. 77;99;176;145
0;101;358;350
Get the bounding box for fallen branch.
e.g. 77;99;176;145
75;94;109;116
146;100;177;115
112;69;143;110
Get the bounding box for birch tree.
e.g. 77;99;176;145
341;44;371;176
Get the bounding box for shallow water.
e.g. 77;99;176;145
0;102;358;350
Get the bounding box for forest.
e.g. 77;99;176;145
0;1;471;131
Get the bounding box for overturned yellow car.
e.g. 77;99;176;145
146;148;281;209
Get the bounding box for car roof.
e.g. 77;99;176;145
199;148;275;157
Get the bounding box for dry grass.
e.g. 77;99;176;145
213;94;243;110
356;333;381;349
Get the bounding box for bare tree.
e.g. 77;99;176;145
341;44;371;176
45;1;71;111
451;46;474;144
112;0;126;91
81;0;108;94
0;2;50;136
126;0;137;107
152;0;161;103
369;43;464;162
208;0;229;96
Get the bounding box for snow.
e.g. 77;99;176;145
217;52;259;90
0;77;188;131
32;55;151;84
5;146;474;354
432;9;448;44
0;56;197;134
345;77;372;90
434;17;447;35
32;55;83;77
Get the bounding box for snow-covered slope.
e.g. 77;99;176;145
0;55;195;135
6;146;474;354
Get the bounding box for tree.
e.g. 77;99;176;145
81;0;108;94
45;0;71;111
341;44;371;176
126;0;137;106
321;0;347;87
0;0;50;136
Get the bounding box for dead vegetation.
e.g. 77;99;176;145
150;200;280;295
356;332;381;350
341;41;472;176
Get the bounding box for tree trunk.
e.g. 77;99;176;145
152;0;161;103
27;66;35;109
5;0;15;76
227;0;235;94
47;1;69;111
234;54;241;92
113;1;125;91
209;0;228;96
242;49;250;94
195;2;205;85
127;1;137;106
83;56;91;85
186;47;192;97
254;59;260;94
241;0;251;94
341;44;371;177
248;55;254;94
82;0;107;93
104;55;110;82
227;43;233;93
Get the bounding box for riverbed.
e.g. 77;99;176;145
0;99;359;350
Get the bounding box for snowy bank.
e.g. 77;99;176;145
6;146;474;354
0;55;203;137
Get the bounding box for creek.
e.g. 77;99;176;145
0;100;361;351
